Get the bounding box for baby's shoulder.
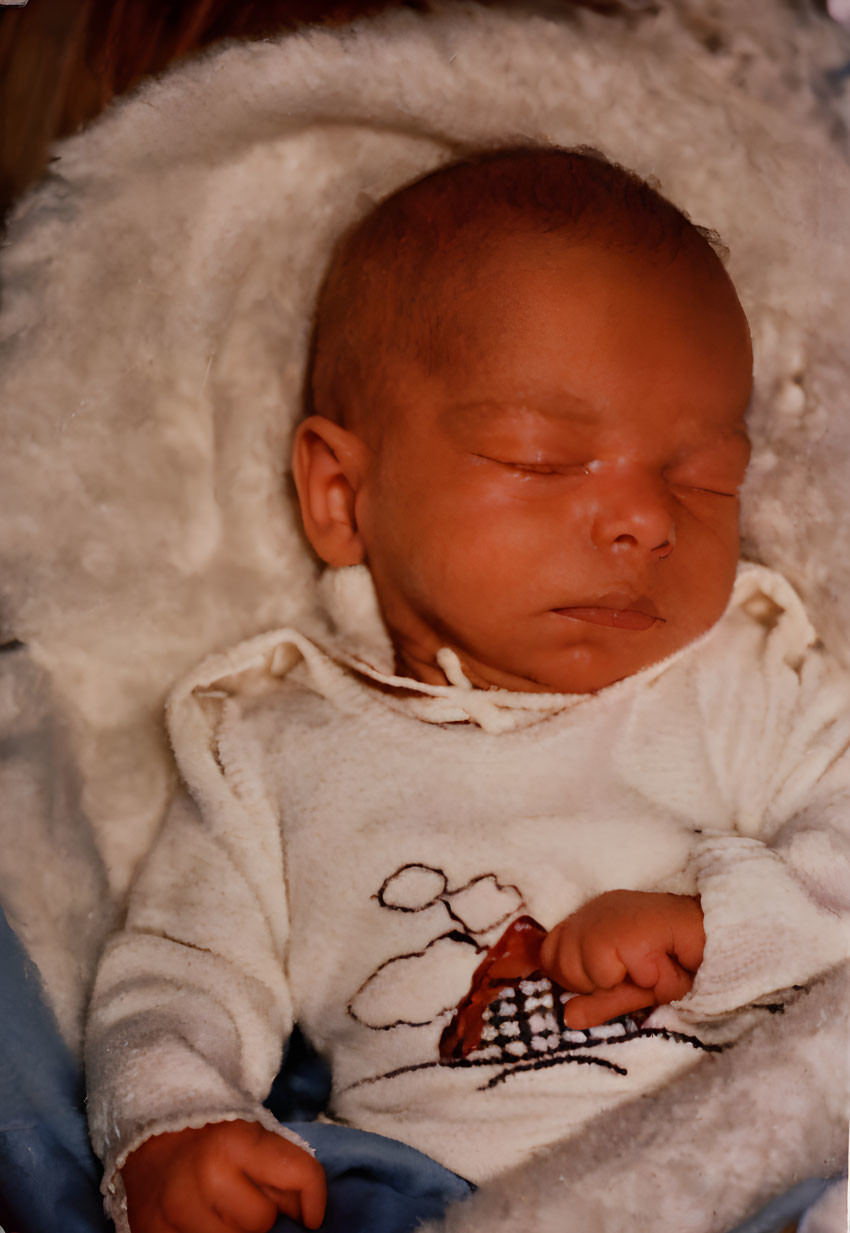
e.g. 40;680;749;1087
687;561;850;719
237;661;339;732
701;563;818;671
167;625;353;759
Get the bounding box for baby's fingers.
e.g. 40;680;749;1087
650;952;695;1006
617;947;695;1009
260;1180;326;1231
207;1169;278;1233
258;1184;306;1226
299;1168;328;1230
247;1135;327;1231
159;1189;239;1233
262;1177;332;1232
671;907;706;975
540;923;596;993
562;981;656;1030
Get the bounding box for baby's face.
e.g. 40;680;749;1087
346;232;753;693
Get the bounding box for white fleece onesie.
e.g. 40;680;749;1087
86;562;850;1226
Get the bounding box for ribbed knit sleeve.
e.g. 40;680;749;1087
677;829;850;1020
85;674;312;1231
675;583;850;1021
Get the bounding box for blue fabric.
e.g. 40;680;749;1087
0;907;110;1233
263;1030;473;1231
727;1176;843;1233
264;1025;334;1123
0;905;467;1233
0;903;840;1233
269;1122;473;1233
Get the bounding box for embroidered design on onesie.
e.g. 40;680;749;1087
344;866;726;1096
347;863;524;1029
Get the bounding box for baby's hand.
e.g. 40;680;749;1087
121;1119;327;1233
540;890;705;1030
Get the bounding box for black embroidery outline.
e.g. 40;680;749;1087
340;1046;628;1094
481;1052;628;1089
342;1024;729;1094
374;864;448;913
373;863;525;935
346;929;482;1029
439;872;526;932
350;864;527;1031
592;1025;727;1054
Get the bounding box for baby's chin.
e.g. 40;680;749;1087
392;587;736;695
465;621;719;696
534;598;738;694
504;657;658;697
433;646;651;696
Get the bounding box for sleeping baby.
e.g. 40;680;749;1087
85;147;850;1233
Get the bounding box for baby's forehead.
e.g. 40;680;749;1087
309;148;737;429
402;238;750;434
406;226;741;355
408;220;717;303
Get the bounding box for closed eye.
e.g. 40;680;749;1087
667;436;750;500
471;454;589;477
672;482;739;499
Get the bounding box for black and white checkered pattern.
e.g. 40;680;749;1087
470;975;640;1062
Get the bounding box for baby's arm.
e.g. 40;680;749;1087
86;778;310;1231
543;595;850;1031
121;1120;325;1233
540;890;705;1029
660;580;850;1020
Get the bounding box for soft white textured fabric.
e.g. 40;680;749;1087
85;562;850;1223
1;3;849;1226
1;2;849;1055
417;961;849;1233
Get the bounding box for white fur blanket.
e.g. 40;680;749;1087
420;964;849;1233
0;3;848;1228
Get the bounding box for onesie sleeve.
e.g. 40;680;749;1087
674;581;850;1022
85;671;312;1231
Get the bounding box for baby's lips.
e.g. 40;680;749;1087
556;606;660;631
553;591;663;631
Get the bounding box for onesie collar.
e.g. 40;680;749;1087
315;564;589;731
187;561;813;736
311;563;775;734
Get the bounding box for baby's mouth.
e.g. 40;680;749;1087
552;592;663;631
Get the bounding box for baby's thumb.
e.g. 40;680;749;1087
672;910;706;974
261;1174;326;1231
621;949;660;990
649;952;695;1006
261;1185;304;1223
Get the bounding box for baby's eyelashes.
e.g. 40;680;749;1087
666;475;740;505
471;454;590;477
669;481;741;500
663;441;749;499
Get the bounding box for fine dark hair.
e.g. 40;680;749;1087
308;145;725;429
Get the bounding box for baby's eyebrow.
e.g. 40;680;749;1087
442;397;598;428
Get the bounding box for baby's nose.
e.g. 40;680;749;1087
590;473;676;558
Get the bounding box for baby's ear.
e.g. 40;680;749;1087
291;416;368;567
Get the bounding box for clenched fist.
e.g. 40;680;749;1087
540;890;706;1029
122;1118;327;1233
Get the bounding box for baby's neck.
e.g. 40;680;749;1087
392;642;567;695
